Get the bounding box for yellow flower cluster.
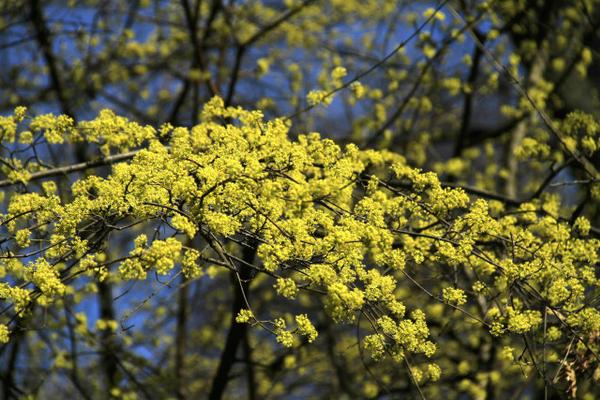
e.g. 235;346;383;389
182;248;202;279
506;308;543;334
78;109;156;154
0;98;598;385
0;283;31;314
295;314;318;343
29;113;74;144
119;236;182;279
0;323;9;344
274;277;298;299
235;309;254;323
0;106;26;143
442;287;467;306
27;259;66;304
274;318;295;348
307;90;333;107
96;319;118;331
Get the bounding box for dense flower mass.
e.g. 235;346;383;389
0;99;598;398
3;0;600;397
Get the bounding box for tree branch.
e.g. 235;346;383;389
0;149;140;188
208;242;256;400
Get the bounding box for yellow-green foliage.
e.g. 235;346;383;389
0;100;599;395
2;2;600;396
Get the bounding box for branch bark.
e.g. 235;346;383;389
97;281;118;391
30;0;73;116
208;242;256;400
0;149;140;188
175;275;188;400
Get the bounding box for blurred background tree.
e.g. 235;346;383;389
0;0;600;399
